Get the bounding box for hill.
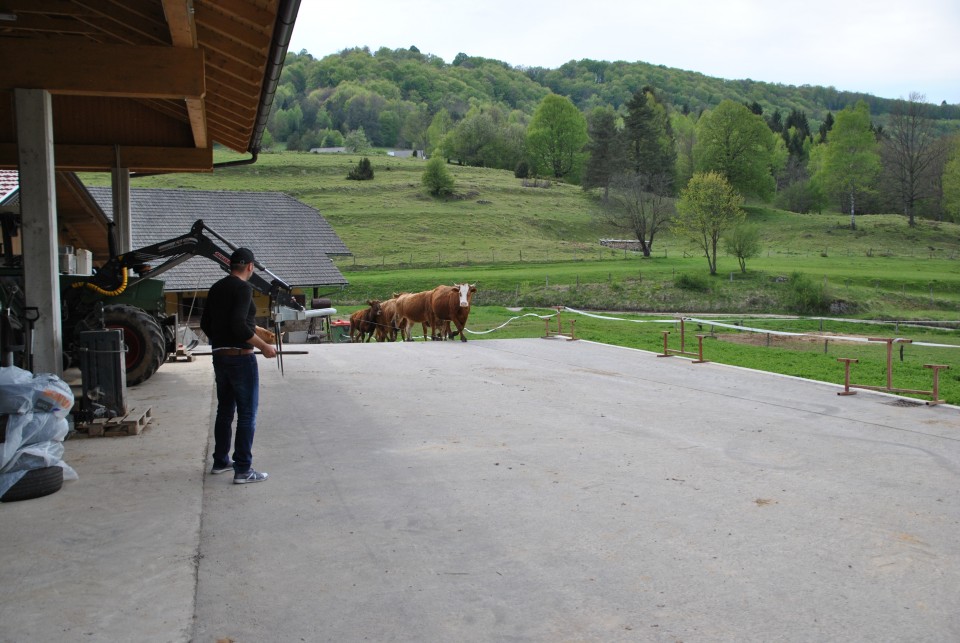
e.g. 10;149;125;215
269;47;960;152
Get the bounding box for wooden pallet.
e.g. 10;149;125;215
85;407;153;437
167;346;196;362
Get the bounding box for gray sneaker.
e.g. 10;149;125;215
234;469;269;484
210;460;233;475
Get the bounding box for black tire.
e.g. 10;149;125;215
1;466;63;502
102;304;166;386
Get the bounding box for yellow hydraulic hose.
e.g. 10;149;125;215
72;268;128;297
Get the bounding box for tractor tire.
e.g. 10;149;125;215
1;466;64;502
102;304;166;386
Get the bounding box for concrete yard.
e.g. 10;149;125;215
1;339;958;642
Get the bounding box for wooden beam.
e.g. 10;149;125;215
0;143;213;172
162;0;197;47
185;97;208;148
0;40;206;100
161;0;207;148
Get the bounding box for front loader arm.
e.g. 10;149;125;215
76;219;304;317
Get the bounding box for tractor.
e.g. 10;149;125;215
1;215;303;385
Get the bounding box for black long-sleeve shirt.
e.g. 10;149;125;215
200;274;256;349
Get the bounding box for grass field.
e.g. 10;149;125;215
81;150;960;403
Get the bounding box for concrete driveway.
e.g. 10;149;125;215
2;339;958;642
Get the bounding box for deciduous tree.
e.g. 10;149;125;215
674;172;745;275
344;127;372;153
426;109;453;157
815;101;880;230
526;94;588;180
442;104;524;170
422;156;455;196
602;172;673;257
942;136;960;223
693;100;777;200
881;92;949;226
724;224;761;273
670;111;698;187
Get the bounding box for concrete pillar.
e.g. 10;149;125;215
111;164;132;253
15;88;63;375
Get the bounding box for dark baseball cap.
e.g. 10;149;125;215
230;247;255;265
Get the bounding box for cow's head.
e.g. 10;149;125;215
367;299;382;317
453;283;476;308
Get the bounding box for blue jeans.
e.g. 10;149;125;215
212;354;259;474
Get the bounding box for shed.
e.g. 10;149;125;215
85;187;350;295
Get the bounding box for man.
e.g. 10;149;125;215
200;248;277;484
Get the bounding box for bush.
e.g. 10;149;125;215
344;127;372;153
675;273;711;292
785;272;830;314
347;157;374;181
514;160;530;179
774;179;824;214
422;157;455;196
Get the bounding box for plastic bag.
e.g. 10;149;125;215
0;366;34;414
1;413;69;469
0;366;74;417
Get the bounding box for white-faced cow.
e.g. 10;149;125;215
430;283;476;342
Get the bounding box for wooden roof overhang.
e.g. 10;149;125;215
0;0;299;173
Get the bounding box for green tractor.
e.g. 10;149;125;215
1;217;302;385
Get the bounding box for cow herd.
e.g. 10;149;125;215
348;283;477;343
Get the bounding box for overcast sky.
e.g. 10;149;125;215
288;0;960;105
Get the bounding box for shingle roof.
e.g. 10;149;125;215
86;188;350;292
0;170;18;205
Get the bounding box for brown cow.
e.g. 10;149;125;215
394;290;435;341
375;297;402;342
349;299;382;343
430;283;476;342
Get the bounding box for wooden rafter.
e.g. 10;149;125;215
161;0;207;149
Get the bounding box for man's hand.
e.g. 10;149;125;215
254;325;276;344
261;344;278;359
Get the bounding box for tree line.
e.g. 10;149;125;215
270;47;960;155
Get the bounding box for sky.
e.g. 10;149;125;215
288;0;960;105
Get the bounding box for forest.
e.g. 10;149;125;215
265;46;960;224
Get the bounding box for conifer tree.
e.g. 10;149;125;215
582;106;625;197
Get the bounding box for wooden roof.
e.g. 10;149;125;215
0;0;299;173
